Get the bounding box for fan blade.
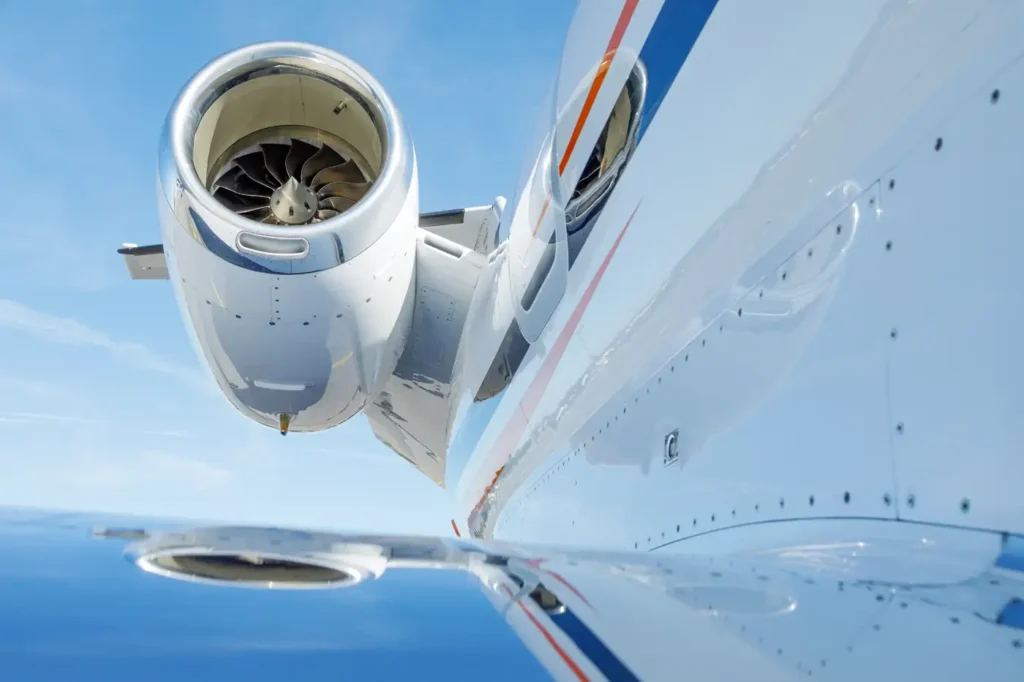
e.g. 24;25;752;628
234;152;278;189
261;143;290;185
300;145;344;185
239;206;273;220
318;181;371;202
213;187;268;212
211;166;244;192
215;168;273;198
315;209;340;220
321;196;355;212
311;160;365;189
285;140;319;180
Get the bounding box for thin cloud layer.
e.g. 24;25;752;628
0;298;211;393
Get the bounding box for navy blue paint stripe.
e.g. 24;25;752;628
995;533;1024;573
636;0;719;142
452;0;720;513
547;600;641;682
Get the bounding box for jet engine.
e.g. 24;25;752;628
157;42;417;433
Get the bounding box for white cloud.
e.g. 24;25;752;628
0;298;212;393
60;450;230;493
0;375;68;399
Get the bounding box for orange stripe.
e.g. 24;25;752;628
451;520;461;537
531;0;639;238
530;193;552;237
558;0;640;177
544;569;594;610
525;558;594;610
503;586;589;681
471;202;643;519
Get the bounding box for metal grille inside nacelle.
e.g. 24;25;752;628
208;130;372;225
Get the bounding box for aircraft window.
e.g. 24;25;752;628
564;60;646;267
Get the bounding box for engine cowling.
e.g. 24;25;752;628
157;42;417;433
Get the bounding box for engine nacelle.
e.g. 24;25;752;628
157;42;417;433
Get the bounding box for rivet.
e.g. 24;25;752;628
961;498;971;513
759;290;764;299
836;224;843;235
685;354;689;361
900;602;908;608
889;179;895;191
935;137;943;151
876;594;885;602
269;321;275;326
731;509;736;517
1013;639;1022;649
693;518;697;526
809;495;815;506
235;314;241;319
336;314;342;318
676;524;680;532
303;321;309;326
755;504;760;512
950;616;959;624
711;514;716;522
895;422;904;434
843;491;851;504
782;272;788;281
907;494;916;508
702;339;706;347
991;88;1001;104
873;624;881;631
884;493;892;507
807;248;813;258
886;240;893;251
779;498;785;508
738;308;743;317
890;328;898;339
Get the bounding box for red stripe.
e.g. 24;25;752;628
502;586;589;681
525;559;594;609
532;0;638;237
451;520;461;537
471;202;643;518
558;0;640;176
544;569;594;610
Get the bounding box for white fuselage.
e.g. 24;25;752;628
445;0;1024;549
151;0;1024;553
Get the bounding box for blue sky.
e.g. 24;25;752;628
0;0;576;535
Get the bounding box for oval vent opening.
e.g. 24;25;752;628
145;552;353;587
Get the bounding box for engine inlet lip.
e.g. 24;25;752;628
165;42;408;243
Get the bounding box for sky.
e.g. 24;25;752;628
0;0;577;536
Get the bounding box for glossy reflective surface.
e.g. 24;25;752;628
1;509;1021;681
0;510;545;682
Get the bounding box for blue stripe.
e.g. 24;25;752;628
636;0;719;142
995;533;1024;573
452;0;720;523
548;602;641;682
